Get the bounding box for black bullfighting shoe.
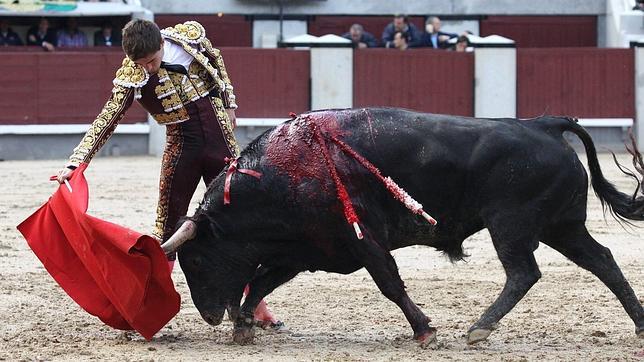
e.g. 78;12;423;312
256;320;289;333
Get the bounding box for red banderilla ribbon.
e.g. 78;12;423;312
223;158;262;205
307;118;363;240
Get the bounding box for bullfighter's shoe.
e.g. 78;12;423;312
256;319;289;333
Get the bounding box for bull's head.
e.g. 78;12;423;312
161;218;255;326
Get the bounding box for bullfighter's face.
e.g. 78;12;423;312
177;228;255;326
132;40;164;75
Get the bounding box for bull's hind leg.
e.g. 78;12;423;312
349;238;436;348
468;216;542;344
233;267;299;345
543;223;644;338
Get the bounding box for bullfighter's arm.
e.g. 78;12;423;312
67;57;147;167
202;38;238;110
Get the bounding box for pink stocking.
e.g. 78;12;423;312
244;285;277;323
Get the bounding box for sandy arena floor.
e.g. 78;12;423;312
0;153;643;361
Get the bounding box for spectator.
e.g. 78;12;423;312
452;35;472;52
392;31;410;51
0;19;24;46
57;17;88;48
634;0;644;10
27;18;57;51
420;16;457;49
382;14;421;48
342;24;377;48
94;21;121;47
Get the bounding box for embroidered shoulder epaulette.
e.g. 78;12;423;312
113;57;149;89
161;21;206;45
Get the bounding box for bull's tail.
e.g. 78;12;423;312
563;118;644;221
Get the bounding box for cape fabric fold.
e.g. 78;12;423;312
17;163;180;340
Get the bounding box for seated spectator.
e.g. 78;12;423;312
0;19;23;46
392;31;410;51
452;35;473;52
382;14;421;48
94;21;121;47
27;18;57;51
342;24;377;48
634;0;644;10
419;16;457;49
57;17;87;48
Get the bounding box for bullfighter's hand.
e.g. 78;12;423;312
56;167;74;184
226;109;237;130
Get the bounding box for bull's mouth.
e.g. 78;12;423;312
200;309;225;326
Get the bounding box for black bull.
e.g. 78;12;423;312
163;108;644;346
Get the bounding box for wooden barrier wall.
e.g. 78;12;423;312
353;49;474;116
481;16;597;48
155;15;252;47
0;48;636;124
220;48;310;118
517;48;634;118
0;51;147;125
0;48;310;124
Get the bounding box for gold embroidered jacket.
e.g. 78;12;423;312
68;21;237;167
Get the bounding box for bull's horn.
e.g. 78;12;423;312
160;220;197;254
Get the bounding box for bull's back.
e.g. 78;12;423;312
331;109;585;215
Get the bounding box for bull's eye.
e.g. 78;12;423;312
192;257;202;267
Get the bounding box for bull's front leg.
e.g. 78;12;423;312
350;238;437;348
233;266;299;345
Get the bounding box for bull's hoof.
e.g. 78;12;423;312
233;326;256;345
414;328;438;349
637;326;644;339
467;328;492;344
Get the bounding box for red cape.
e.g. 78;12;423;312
17;163;180;340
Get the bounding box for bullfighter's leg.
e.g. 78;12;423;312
543;222;644;338
349;238;436;348
154;122;204;256
468;217;542;344
233;267;299;345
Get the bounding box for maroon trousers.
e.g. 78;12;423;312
154;96;237;255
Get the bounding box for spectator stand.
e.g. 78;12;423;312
0;1;152;47
0;1;153;161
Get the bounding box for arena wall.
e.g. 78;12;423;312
0;44;640;160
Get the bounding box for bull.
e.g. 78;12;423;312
161;108;644;347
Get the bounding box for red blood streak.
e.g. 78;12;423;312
309;120;359;225
265;111;349;188
265;111;358;228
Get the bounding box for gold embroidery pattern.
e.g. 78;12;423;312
210;96;240;157
175;40;226;93
113;57;149;88
203;38;237;109
160;21;205;45
188;61;216;99
154;123;184;240
152;108;190;125
162;62;216;105
154;79;175;97
69;86;133;166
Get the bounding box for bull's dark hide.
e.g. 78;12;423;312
173;108;644;346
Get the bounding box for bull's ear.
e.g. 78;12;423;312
194;213;220;241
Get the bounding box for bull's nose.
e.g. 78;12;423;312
201;311;223;326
